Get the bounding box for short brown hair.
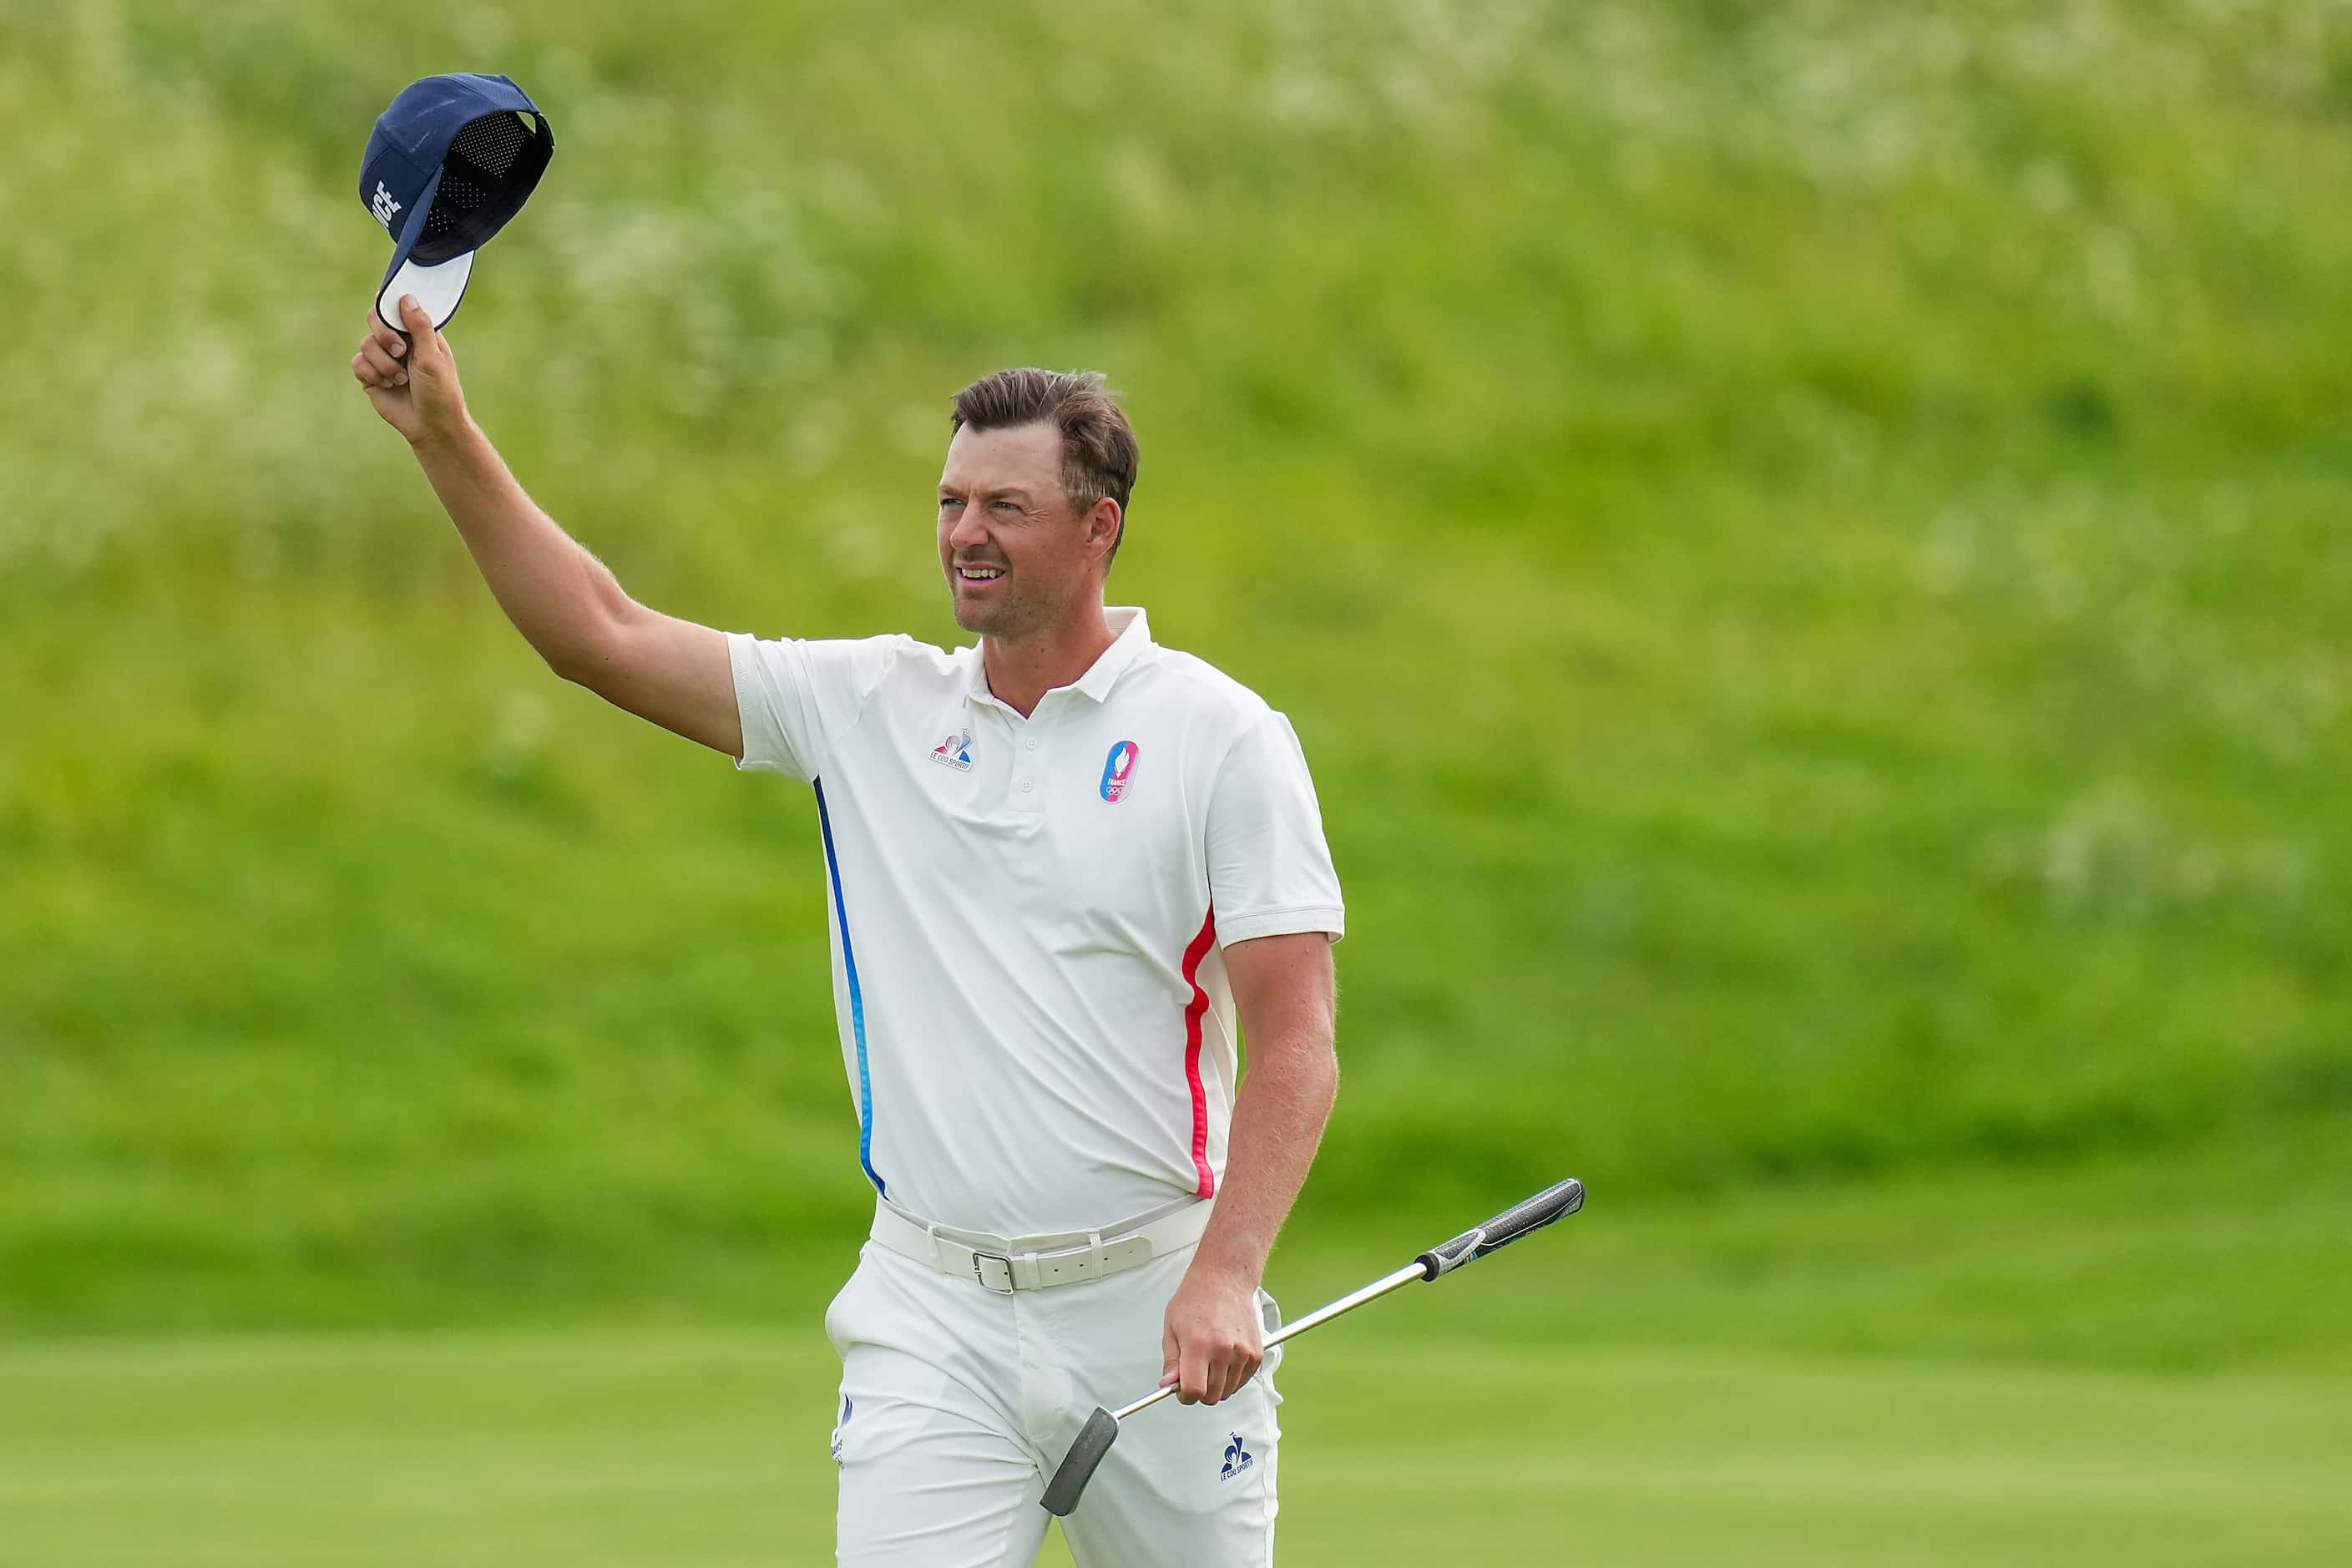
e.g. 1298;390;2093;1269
950;368;1140;565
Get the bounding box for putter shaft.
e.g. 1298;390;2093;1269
1110;1261;1428;1419
1050;1179;1586;1517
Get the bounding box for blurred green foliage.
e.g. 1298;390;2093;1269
3;0;2350;1333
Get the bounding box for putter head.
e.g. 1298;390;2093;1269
1042;1407;1121;1516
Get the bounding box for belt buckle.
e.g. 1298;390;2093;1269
971;1251;1015;1294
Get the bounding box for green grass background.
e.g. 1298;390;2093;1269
3;0;2349;1560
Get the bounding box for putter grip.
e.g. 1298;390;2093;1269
1414;1176;1584;1279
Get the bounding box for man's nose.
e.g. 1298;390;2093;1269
947;508;991;549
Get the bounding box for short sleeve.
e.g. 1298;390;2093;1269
727;631;908;782
1205;709;1346;944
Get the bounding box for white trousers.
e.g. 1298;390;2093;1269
827;1237;1284;1566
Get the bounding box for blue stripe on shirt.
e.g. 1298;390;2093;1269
813;779;884;1196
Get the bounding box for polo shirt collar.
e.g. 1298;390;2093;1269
964;606;1152;706
1073;606;1151;701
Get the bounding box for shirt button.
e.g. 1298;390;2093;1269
1019;779;1034;793
1025;737;1039;751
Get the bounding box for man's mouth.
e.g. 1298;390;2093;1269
956;564;1005;582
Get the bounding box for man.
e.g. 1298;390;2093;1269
352;296;1343;1565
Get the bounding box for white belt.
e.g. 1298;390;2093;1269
869;1195;1214;1295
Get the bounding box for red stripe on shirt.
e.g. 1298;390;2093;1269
1180;905;1219;1198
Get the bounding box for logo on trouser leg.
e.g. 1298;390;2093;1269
1221;1431;1252;1479
832;1395;853;1464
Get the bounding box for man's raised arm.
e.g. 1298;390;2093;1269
351;293;742;758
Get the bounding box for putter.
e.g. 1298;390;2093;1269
1040;1176;1586;1516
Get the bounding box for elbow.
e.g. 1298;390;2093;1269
542;640;599;688
539;645;594;692
1312;995;1339;1093
540;613;625;690
1286;1028;1339;1119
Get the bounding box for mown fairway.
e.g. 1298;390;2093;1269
10;1139;2349;1564
8;1328;2349;1568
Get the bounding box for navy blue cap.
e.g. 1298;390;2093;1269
359;73;554;332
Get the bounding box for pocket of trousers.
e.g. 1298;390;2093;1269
824;1244;873;1358
1256;1287;1285;1388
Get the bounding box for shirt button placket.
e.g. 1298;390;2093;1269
1013;720;1044;810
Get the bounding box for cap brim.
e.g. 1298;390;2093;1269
377;250;474;334
372;165;473;336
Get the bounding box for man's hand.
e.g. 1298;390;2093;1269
1161;1261;1263;1406
351;295;468;447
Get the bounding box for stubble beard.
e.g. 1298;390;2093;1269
955;569;1082;648
952;576;1026;641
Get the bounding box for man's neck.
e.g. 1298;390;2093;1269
981;603;1117;718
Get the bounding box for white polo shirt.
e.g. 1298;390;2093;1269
727;605;1344;1236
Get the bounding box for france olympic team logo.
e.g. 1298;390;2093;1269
1100;741;1141;802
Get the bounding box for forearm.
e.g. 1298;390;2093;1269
409;420;630;675
1191;1028;1338;1288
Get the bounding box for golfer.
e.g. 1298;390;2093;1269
352;297;1343;1565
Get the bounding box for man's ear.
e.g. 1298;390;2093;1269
1087;497;1124;558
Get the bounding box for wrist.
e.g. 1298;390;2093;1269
1184;1251;1262;1293
408;412;478;455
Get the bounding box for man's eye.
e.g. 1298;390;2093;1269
939;498;962;510
993;500;1019;512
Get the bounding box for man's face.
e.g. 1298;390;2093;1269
937;422;1110;640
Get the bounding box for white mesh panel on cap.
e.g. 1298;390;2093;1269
377;250;473;332
424;114;529;243
410;112;544;263
448;112;530;177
